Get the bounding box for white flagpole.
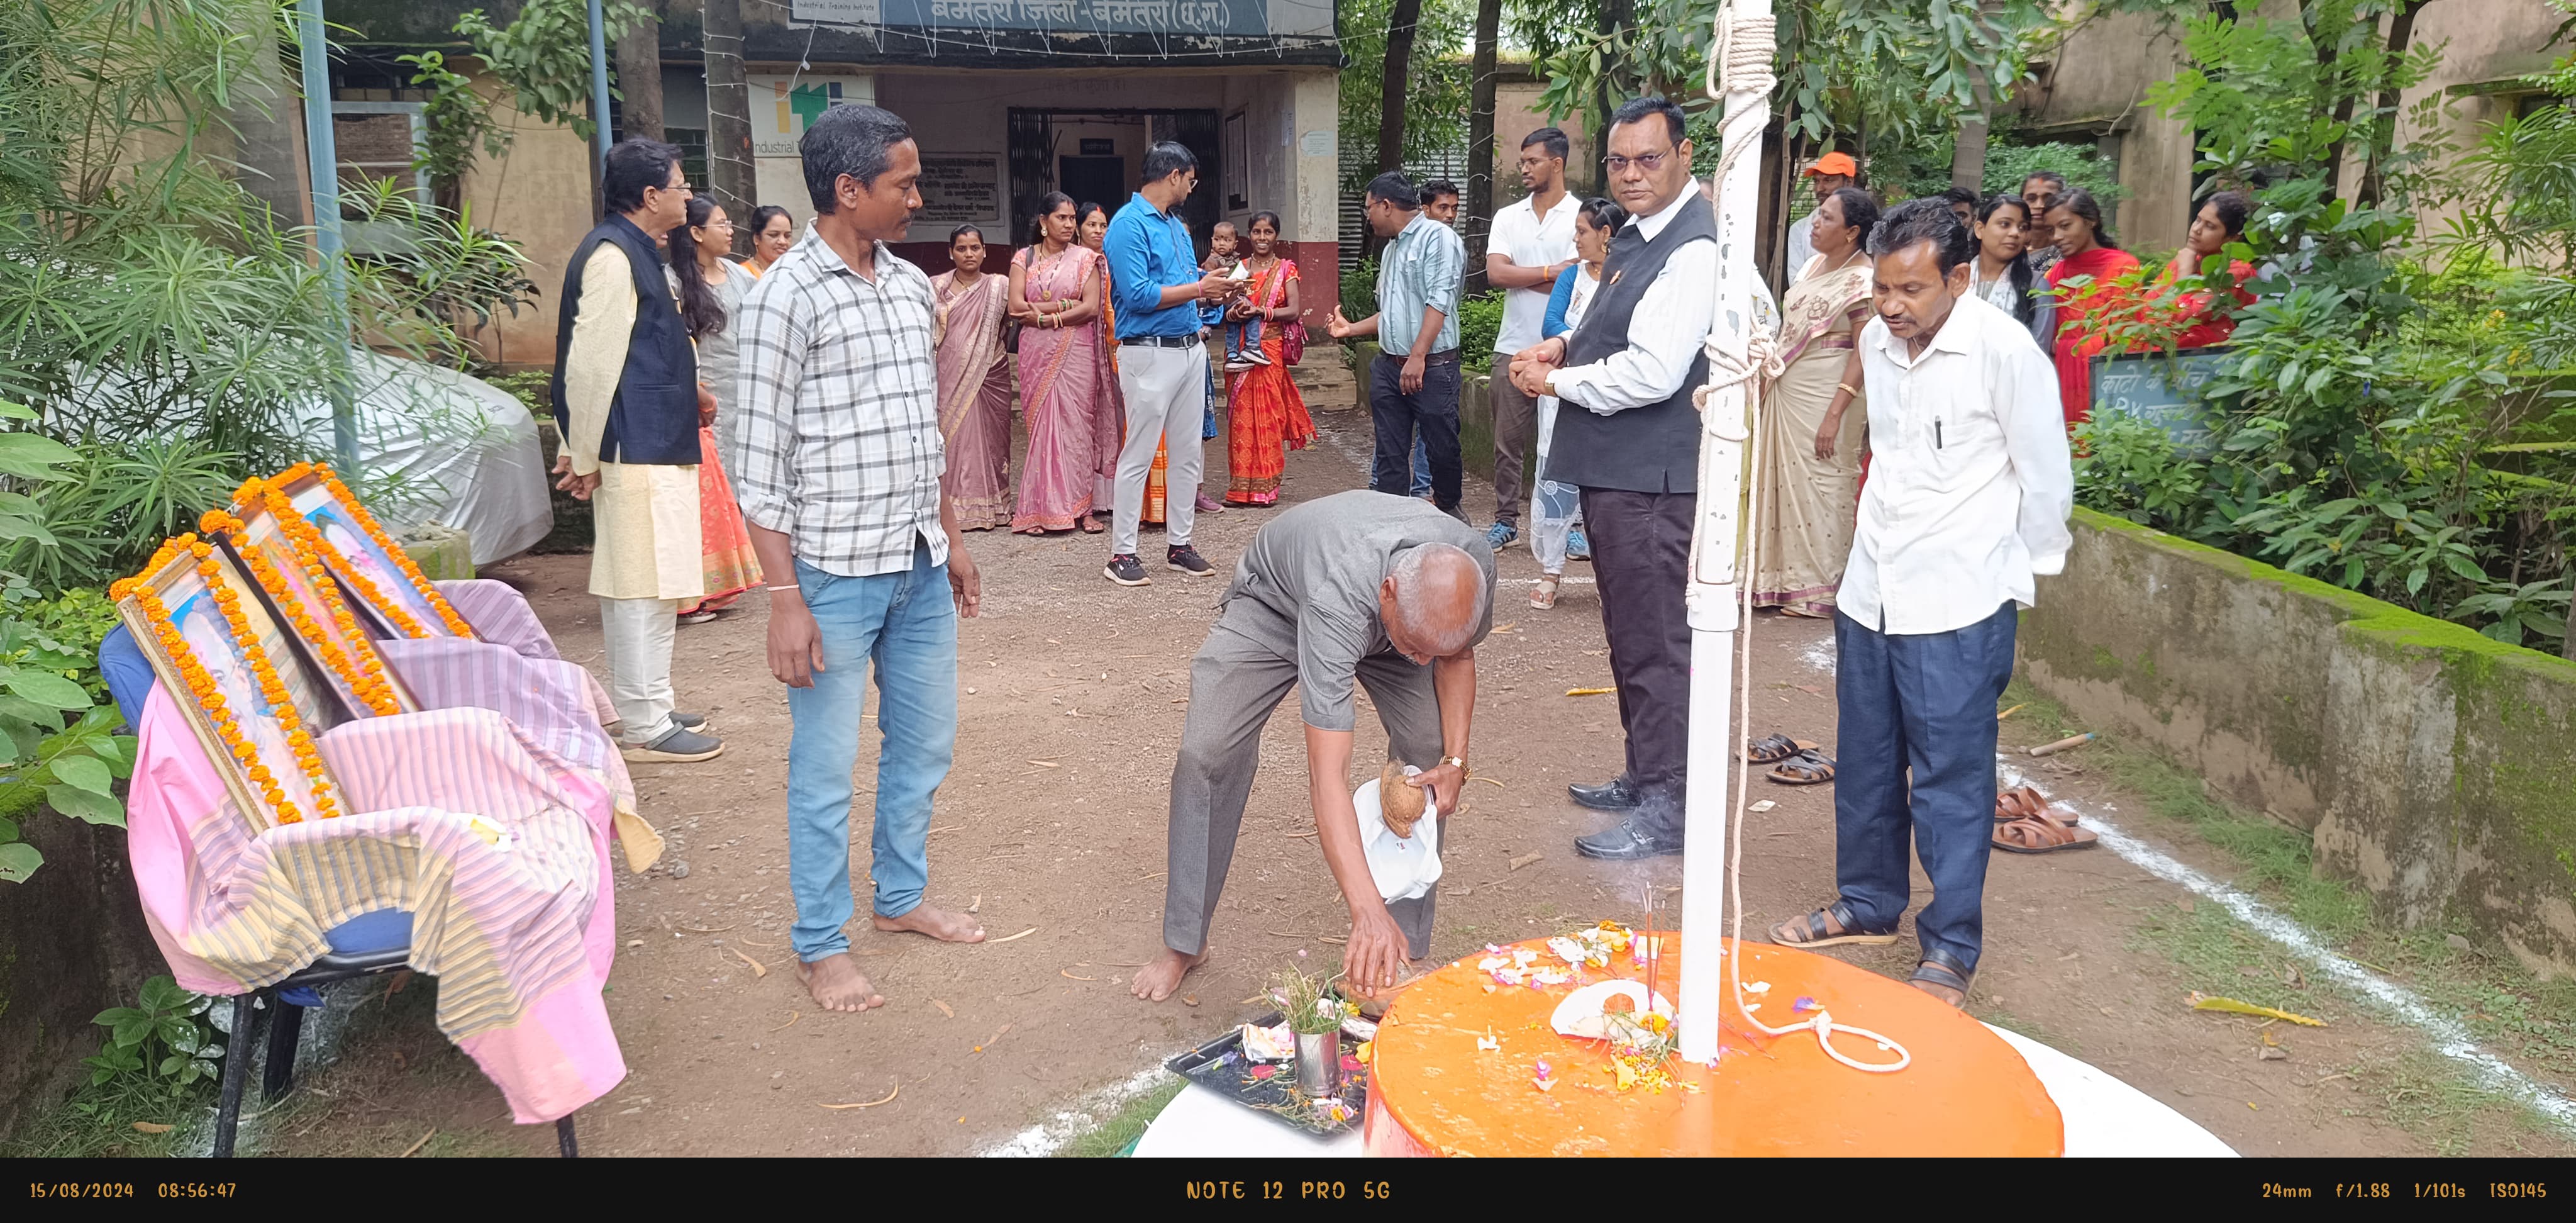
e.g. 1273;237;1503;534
1677;0;1777;1066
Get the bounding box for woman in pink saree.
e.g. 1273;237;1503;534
931;224;1014;530
1009;193;1114;534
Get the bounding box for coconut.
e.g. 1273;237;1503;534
1379;759;1427;838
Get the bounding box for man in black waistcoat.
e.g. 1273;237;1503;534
1509;97;1726;860
550;138;725;764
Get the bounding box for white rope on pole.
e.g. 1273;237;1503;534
1679;0;1910;1075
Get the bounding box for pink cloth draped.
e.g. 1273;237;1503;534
933;269;1016;529
122;584;633;1124
1010;244;1118;532
126;698;625;1124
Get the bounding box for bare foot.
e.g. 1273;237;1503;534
796;953;886;1013
1909;978;1966;1008
1130;947;1208;1002
871;903;985;942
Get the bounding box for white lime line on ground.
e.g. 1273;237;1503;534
980;1063;1169;1157
1801;639;1836;675
2000;762;2576;1134
1502;576;1596;584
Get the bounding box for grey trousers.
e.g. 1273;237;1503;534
1163;598;1449;959
1487;352;1539;527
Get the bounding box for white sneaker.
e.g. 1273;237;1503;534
1244;350;1272;366
1223;359;1255;372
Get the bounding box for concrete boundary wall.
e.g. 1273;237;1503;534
2021;508;2576;980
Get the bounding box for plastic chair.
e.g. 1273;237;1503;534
101;628;578;1158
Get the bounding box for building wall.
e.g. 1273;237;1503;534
1492;68;1592;209
2023;0;2572;257
449;59;1336;366
453;67;609;368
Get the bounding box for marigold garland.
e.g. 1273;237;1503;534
113;537;340;827
309;464;477;638
198;508;402;717
247;481;435;640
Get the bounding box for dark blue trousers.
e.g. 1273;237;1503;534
1831;601;2016;974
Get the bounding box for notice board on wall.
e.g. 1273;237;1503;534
916;154;1004;226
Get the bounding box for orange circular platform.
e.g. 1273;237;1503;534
1362;935;2063;1157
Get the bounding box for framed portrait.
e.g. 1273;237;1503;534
211;498;421;721
116;540;347;830
267;467;474;642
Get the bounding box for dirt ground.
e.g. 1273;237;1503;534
252;396;2574;1159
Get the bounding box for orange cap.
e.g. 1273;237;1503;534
1803;151;1858;177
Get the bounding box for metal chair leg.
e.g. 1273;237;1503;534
556;1115;578;1158
210;994;257;1158
262;997;306;1102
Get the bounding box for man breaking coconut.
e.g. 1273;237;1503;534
1131;489;1495;1003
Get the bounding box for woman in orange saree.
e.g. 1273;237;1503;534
667;196;762;621
1221;211;1314;506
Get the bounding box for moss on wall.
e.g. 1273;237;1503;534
2024;508;2576;979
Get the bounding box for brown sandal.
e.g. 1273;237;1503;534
1992;812;2099;854
1745;734;1817;764
1994;785;2068;824
1765;749;1835;785
1767;900;1898;949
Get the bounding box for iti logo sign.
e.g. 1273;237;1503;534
752;75;876;158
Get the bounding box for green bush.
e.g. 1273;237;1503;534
84;975;221;1093
1341;255;1379;326
0;438;243;598
1455;290;1505;360
1982;141;2128;208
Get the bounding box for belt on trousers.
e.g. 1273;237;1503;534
1119;334;1203;349
1377;349;1461;365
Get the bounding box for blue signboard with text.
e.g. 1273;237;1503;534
2089;347;2231;459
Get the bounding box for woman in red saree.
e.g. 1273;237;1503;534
2042;187;2141;427
931;223;1014;530
1221;212;1315;506
1009;193;1113;534
2153;191;2258;350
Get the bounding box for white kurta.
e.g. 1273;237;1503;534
562;243;704;602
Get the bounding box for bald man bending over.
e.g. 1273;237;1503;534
1133;490;1496;1002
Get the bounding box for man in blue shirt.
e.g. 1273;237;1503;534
1101;141;1239;588
1328;172;1468;518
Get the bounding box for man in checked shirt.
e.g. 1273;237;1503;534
729;104;988;1014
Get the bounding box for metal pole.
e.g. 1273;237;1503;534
296;0;357;474
587;0;616;179
1677;0;1774;1067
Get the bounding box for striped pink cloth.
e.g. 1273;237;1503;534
125;696;626;1124
119;579;635;1124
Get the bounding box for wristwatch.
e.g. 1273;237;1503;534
1441;755;1468;773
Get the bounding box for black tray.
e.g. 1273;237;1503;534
1164;1012;1369;1137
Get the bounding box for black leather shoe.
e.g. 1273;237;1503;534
1568;776;1640;811
1574;818;1684;860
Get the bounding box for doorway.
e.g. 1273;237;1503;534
1058;156;1128;217
1008;108;1222;260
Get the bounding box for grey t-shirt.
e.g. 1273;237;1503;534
1223;489;1497;732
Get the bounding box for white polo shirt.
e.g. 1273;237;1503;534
1486;191;1582;354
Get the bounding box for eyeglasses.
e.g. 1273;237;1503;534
704;218;735;230
1604;150;1673;175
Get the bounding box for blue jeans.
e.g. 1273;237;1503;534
1409;437;1432;498
1223;318;1263;362
1831;601;2016;974
786;545;958;962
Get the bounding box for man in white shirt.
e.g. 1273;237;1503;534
1782;150;1857;287
1479;127;1581;552
1507;97;1733;861
1764;198;2074;1008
